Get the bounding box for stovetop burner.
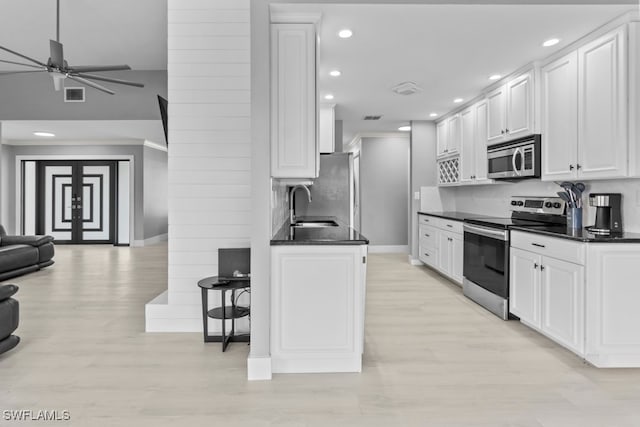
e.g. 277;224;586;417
465;196;567;230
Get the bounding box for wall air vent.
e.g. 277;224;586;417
363;115;383;121
391;81;422;96
64;87;85;102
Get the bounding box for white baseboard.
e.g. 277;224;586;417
132;233;168;247
409;257;423;266
247;356;273;380
368;245;409;254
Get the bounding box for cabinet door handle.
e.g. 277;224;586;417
540;265;545;271
569;164;574;170
576;164;582;170
505;128;509;133
531;243;545;248
501;130;505;134
534;263;538;269
424;253;430;257
424;234;430;237
447;224;453;228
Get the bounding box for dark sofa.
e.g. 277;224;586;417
0;284;20;355
0;226;55;281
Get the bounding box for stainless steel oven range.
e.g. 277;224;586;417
462;196;565;319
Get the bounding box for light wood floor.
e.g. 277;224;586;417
2;245;640;426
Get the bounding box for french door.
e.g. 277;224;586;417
37;161;117;244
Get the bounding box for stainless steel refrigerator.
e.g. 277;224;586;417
295;153;359;229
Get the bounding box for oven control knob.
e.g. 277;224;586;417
517;201;524;206
545;202;552;208
511;201;518;206
553;202;561;208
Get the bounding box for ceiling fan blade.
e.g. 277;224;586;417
67;75;115;95
49;40;65;68
68;65;132;73
0;45;48;67
73;73;144;88
0;59;46;70
0;70;46;75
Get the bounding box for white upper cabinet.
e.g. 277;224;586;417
460;106;476;182
436;119;449;157
630;22;640;177
541;26;629;181
486;70;535;145
436;114;460;157
577;26;628;180
460;100;491;183
474;101;489;181
319;103;336;154
541;52;579;180
506;70;535;140
486;85;507;144
270;23;318;179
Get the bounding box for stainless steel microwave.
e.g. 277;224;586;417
487;134;541;180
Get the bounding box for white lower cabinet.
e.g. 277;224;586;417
510;246;585;355
541;256;585;355
418;214;463;285
509;247;542;329
271;244;368;373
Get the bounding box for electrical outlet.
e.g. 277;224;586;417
414;192;420;200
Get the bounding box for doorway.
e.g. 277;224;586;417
36;160;117;244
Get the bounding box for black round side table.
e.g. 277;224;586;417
197;276;250;351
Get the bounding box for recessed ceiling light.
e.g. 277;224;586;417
543;38;560;47
429;113;438;118
489;74;502;81
324;94;334;100
33;131;55;137
329;70;341;77
398;126;411;132
453;98;464;104
338;29;353;39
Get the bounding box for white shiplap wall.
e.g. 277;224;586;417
146;0;251;332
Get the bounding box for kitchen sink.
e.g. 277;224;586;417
291;220;339;228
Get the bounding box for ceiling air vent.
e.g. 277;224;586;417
64;87;85;103
391;81;422;96
363;115;383;121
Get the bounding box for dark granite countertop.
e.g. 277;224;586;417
418;211;495;222
510;225;640;243
271;216;369;246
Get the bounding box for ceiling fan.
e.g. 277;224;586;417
0;0;144;95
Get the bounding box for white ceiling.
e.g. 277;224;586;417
1;2;637;145
0;0;167;71
274;3;637;143
0;0;167;144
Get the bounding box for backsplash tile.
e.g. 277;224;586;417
421;178;640;232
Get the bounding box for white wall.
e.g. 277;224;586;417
410;121;437;261
147;0;252;333
143;145;168;240
360;136;410;247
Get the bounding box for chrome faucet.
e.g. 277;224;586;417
289;185;312;224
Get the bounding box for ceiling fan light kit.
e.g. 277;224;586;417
0;0;144;95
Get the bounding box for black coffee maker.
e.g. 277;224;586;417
587;193;622;235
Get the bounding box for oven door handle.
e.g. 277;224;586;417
463;224;509;241
512;148;523;176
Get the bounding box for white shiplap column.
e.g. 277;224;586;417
146;1;251;332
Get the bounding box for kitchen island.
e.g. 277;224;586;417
270;217;369;373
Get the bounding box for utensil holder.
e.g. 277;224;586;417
567;207;583;230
